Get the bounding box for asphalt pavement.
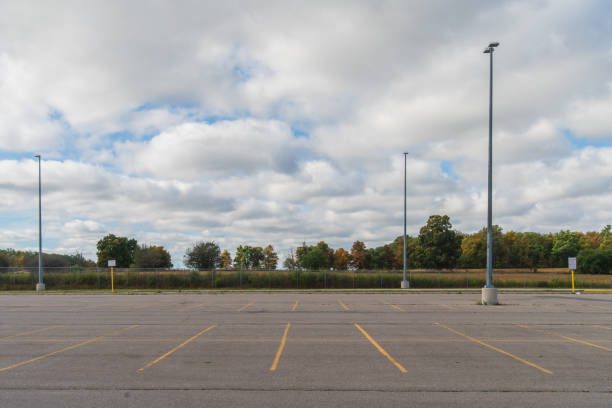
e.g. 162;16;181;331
0;292;611;407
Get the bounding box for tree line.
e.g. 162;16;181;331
177;215;612;274
0;249;94;268
1;216;610;273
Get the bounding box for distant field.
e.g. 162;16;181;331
1;267;611;290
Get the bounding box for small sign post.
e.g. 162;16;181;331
108;260;116;293
568;257;577;294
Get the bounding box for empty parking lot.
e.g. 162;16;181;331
1;292;611;407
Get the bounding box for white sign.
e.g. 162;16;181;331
108;260;116;267
568;257;576;270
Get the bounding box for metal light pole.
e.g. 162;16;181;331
34;155;45;291
482;42;499;305
401;152;409;289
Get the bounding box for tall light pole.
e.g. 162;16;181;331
482;42;499;305
34;155;45;291
401;152;409;289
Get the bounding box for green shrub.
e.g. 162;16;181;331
578;249;612;274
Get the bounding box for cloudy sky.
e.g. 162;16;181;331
1;0;611;266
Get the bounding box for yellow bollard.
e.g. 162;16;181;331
111;267;114;293
571;270;575;294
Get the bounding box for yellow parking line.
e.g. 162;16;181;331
354;323;407;373
579;303;609;311
138;324;217;372
179;303;206;312
270;323;291;371
382;301;405;312
237;301;255;312
432;303;458;311
515;324;612;352
436;323;553;375
291;301;299;312
338;299;350;311
592;324;612;330
0;325;139;373
0;325;64;340
133;303;157;310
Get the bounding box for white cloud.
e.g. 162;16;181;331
566;85;612;139
0;55;65;152
115;119;303;180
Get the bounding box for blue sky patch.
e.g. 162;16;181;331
563;128;612;148
441;160;459;181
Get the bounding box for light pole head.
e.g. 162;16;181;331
484;42;500;53
34;154;41;159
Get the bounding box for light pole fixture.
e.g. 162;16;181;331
482;42;499;305
34;155;45;291
401;152;409;289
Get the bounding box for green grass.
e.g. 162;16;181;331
1;269;610;291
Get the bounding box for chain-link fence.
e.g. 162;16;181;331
1;267;611;290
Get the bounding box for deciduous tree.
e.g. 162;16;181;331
263;245;279;270
133;245;172;268
283;249;297;270
349;241;367;269
220;250;233;268
333;248;349;270
234;245;265;269
96;234;138;267
552;230;581;266
184;241;220;269
414;215;462;269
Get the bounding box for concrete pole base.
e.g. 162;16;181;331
481;287;498;305
35;283;45;291
401;280;409;289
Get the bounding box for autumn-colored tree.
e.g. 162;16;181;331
263;245;279;269
295;242;308;267
579;231;603;250
391;235;417;269
349;241;367;269
599;225;612;250
457;226;504;268
333;248;349;270
220;250;232;268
